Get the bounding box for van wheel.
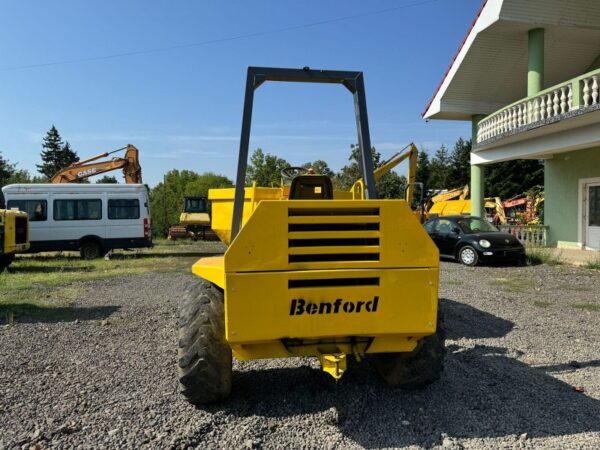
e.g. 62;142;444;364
0;254;15;271
178;278;232;405
80;241;103;259
372;310;446;389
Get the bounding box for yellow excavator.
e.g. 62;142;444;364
427;190;507;225
426;185;470;218
351;143;418;203
49;144;142;184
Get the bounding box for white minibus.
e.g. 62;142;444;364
2;184;152;258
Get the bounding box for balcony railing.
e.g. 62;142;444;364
476;68;600;144
498;224;548;247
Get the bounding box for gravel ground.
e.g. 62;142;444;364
1;262;599;449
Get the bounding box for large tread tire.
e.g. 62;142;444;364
372;310;446;389
177;279;232;405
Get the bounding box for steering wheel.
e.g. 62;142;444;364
281;166;311;179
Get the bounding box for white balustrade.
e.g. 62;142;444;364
476;80;577;143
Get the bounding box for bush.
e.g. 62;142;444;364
526;247;564;266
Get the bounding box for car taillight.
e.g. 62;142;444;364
144;218;150;238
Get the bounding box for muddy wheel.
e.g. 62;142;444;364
372;310;446;389
178;279;232;405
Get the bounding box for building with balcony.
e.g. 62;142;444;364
423;0;600;250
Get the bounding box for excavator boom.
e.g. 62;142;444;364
49;144;142;183
352;143;418;203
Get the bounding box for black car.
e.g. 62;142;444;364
423;215;526;266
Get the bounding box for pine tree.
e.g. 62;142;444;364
37;126;79;179
485;160;544;198
447;138;471;188
415;149;430;203
428;145;451;190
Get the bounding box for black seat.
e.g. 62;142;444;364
289;175;334;200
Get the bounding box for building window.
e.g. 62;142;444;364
589;186;600;227
7;200;48;221
54;199;102;221
108;199;140;220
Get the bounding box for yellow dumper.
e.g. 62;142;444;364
177;67;444;404
0;208;29;270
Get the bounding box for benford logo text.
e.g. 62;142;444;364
289;297;379;316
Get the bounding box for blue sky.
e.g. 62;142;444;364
0;0;479;186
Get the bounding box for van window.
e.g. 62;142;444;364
108;199;140;220
54;199;102;221
7;200;47;221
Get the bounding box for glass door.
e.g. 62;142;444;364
586;183;600;250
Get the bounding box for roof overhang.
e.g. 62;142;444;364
423;0;600;121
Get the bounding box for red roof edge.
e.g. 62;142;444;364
421;0;489;118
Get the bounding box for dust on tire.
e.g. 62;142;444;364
177;278;232;405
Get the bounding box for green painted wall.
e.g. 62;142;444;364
527;28;545;96
545;146;600;245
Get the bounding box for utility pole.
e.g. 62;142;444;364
163;173;168;237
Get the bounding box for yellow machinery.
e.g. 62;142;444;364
168;197;217;241
351;143;418;202
177;67;444;405
0;209;29;270
427;195;507;224
426;185;470;218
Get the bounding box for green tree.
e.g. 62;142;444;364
414;148;430;204
149;170;233;237
447;138;471;188
302;160;335;178
6;169;45;184
428;145;451;190
0;151;16;207
0;151;15;187
246;148;290;186
335;144;405;199
96;175;118;183
37;126;79;179
484;160;544;199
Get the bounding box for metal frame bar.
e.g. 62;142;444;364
231;66;377;240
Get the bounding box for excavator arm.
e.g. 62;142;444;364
49;144;142;183
351;143;418;202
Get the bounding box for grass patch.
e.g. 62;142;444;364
583;257;600;270
0;242;224;322
0;287;84;324
489;276;536;293
559;284;592;292
526;247;564;266
533;300;553;308
572;303;600;312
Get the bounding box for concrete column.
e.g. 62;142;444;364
470;115;486;217
528;28;545;96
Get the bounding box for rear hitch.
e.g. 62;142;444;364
319;353;347;380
